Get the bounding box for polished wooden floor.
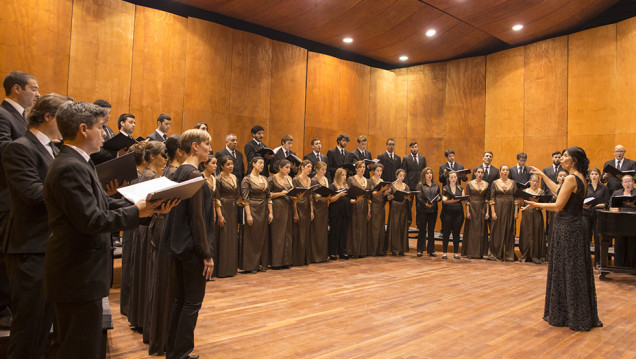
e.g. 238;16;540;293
107;241;636;359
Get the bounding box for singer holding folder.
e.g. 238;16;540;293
518;174;546;263
291;160;314;266
488;165;519;262
368;163;390;256
310;161;330;262
161;129;214;359
387;169;411;256
415;167;440;257
346;161;371;258
462;167;489;260
43;102;177;359
441;171;465;259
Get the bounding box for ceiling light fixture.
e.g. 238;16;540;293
426;29;436;37
343;37;353;43
399;55;409;61
512;24;523;31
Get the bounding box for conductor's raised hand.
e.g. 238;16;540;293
528;166;543;176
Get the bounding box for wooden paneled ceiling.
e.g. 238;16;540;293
173;0;622;67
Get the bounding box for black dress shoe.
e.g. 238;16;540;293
329;255;338;260
429;253;437;257
417;252;423;257
442;254;448;259
340;255;349;260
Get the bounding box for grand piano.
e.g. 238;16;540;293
596;209;636;280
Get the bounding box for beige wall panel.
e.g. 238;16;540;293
568;134;616;171
183;18;233;149
0;0;72;95
617;17;636;136
305;52;341;153
568;24;617;137
523;136;568;170
68;0;135;127
339;60;370;153
369;68;397;158
392;68;409;157
228;30;272;148
270;41;307;156
129;6;187;137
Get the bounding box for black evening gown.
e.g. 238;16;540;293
544;176;602;331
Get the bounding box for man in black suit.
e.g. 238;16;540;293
43;101;171;358
269;134;299;176
377;138;402;182
439;149;467;186
351;135;372;178
117;113;136;138
327;133;353;179
472;151;500;184
509;152;530;184
402;141;427;225
2;94;68;358
89;99;119;165
146;113;171;142
0;71;40;329
244;125;274;177
215;133;245;182
303;138;328;178
601;145;636;193
542;151;562;196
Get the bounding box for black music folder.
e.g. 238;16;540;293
603;164;636;177
425;193;440;204
118;176;205;204
345;185;370;198
314;186;346;197
339;163;356;172
287;153;302;166
516;180;530;190
443;189;469;201
256;147;275;157
515;189;552;203
363;159;380;165
103;132;137;151
393;190;418;202
451;168;471;177
371;181;392;192
287;184;320;197
610;194;636;209
95;152;137;188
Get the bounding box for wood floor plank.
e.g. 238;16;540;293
106;239;636;358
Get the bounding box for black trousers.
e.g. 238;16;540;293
614;236;636;268
5;253;52;359
582;214;601;264
416;210;437;254
167;252;206;359
328;215;349;257
0;211;12;320
442;208;464;254
52;299;102;359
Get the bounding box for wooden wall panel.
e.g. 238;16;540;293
568;24;617;169
129;6;187;137
368;68;397;159
392;68;409;157
444;57;486;172
270;41;307;156
524;36;568;169
485;47;524;170
228;30;272;148
68;0;135;126
407;63;446;162
305;52;341;154
0;0;72;95
183;18;233;149
616;16;636;158
339;60;370;156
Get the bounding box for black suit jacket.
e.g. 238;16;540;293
602;158;636;193
327;147;354;179
244;139;269;177
351;148;372;162
542;164;562;196
146;130;166;142
215;148;245;182
472;165;500;184
509;165;531;184
439;162;465;186
2;131;54;253
0;100;28;212
402;154;427;190
377;152;402;182
43;146;139;303
269;148;298;177
303;152;328;165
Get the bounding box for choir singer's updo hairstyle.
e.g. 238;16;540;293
564;146;590;175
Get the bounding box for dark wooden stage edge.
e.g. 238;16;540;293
106;240;636;358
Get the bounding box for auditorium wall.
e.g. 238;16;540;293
1;0;635;172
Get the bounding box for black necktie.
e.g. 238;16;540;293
49;141;58;158
341;149;345;158
485;166;489;176
390;153;394;161
617;160;622;170
163;134;168;141
231;151;236;159
22;110;27;119
413;154;418;165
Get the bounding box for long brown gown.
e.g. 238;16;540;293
489;180;518;261
241;175;271;271
310;176;329;263
368;177;387;256
269;176;293;268
462;180;490;259
292;176;313;266
214;174;239;277
346;176;370;257
387;183;411;255
519;188;546;263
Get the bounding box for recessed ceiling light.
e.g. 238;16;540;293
426;29;436;37
512;24;523;31
343;37;353;43
399;55;409;61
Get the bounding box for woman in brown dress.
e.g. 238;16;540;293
387;169;411;256
519;174;546;263
462;167;489;259
241;157;273;272
346;161;371;258
489;165;519;261
328;168;350;260
291;160;314;266
215;156;240;277
368;163;390;256
269;159;294;269
310;161;330;263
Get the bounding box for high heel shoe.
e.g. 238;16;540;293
442;254;448;259
454;254;461;260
